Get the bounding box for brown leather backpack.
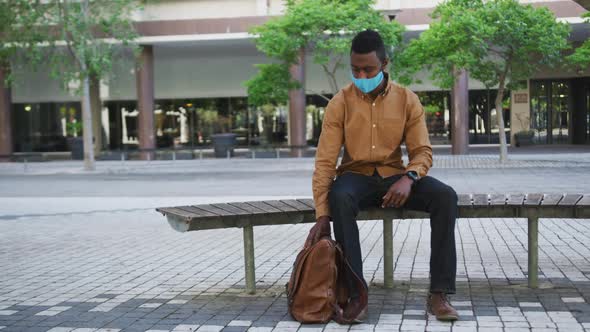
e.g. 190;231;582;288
286;234;367;324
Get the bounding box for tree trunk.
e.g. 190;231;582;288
0;61;12;161
451;67;469;154
321;64;340;97
327;71;339;97
81;64;95;170
485;88;491;143
90;74;102;156
495;76;508;163
80;0;95;169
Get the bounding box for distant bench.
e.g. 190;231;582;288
156;193;590;294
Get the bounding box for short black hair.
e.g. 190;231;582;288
351;29;387;63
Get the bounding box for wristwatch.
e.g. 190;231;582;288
405;171;419;185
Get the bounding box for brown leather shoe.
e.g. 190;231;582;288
342;296;368;323
427;292;459;321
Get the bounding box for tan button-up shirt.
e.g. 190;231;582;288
312;79;433;219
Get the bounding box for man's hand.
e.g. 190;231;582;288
382;176;413;208
304;216;331;248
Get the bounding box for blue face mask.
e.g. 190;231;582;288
351;71;384;94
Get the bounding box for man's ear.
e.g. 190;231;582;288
381;57;390;71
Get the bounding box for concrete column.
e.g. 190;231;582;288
510;81;531;146
0;62;12;161
288;48;306;157
90;74;102;156
256;0;269;15
451;67;469;155
136;45;156;160
571;78;587;144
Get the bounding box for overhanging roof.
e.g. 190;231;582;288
573;0;590;10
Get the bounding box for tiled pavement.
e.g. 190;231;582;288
1;154;590;176
2;149;590;332
1;208;590;332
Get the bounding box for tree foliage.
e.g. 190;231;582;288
1;0;141;88
394;0;570;90
246;0;404;107
45;0;141;91
567;12;590;69
0;0;48;84
244;63;300;107
393;0;570;161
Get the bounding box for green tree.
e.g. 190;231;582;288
244;63;299;107
0;1;47;85
394;0;570;162
567;12;590;69
43;0;141;170
246;0;404;107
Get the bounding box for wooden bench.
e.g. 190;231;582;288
156;193;590;294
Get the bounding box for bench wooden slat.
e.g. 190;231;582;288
297;199;315;209
525;193;544;206
210;203;252;215
245;201;282;213
507;194;525;205
541;194;564;206
264;200;299;212
575;194;590;206
280;199;314;212
472;194;489;206
490;194;507;206
157;207;196;220
558;194;583;206
174;206;217;218
228;202;268;214
457;194;472;207
192;204;235;216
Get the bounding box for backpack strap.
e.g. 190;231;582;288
332;243;369;324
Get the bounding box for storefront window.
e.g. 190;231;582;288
551;81;570;144
12;102;81;152
104;97;290;150
416;91;450;144
468;89;511;144
586;83;590;143
530;79;571;144
306;95;330;146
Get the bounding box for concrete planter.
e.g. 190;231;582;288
514;131;535;147
67;137;84;160
211;133;237;158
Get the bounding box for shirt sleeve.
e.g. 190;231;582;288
312;94;345;219
403;90;433;178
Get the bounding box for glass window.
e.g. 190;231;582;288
530;79;571;144
416;91;450;144
12;102;80;152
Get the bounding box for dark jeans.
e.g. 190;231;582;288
328;171;458;297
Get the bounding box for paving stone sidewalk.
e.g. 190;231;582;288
1;149;589;331
1;152;590;176
1;208;590;332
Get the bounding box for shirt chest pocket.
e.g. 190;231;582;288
379;111;404;147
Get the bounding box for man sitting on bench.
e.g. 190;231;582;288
308;29;460;323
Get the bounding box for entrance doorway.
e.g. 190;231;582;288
530;80;571;144
586;82;590;143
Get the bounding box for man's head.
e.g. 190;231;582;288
350;29;388;80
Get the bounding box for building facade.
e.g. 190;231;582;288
2;0;589;156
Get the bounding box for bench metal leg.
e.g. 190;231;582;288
243;225;256;294
528;217;539;288
383;219;394;288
